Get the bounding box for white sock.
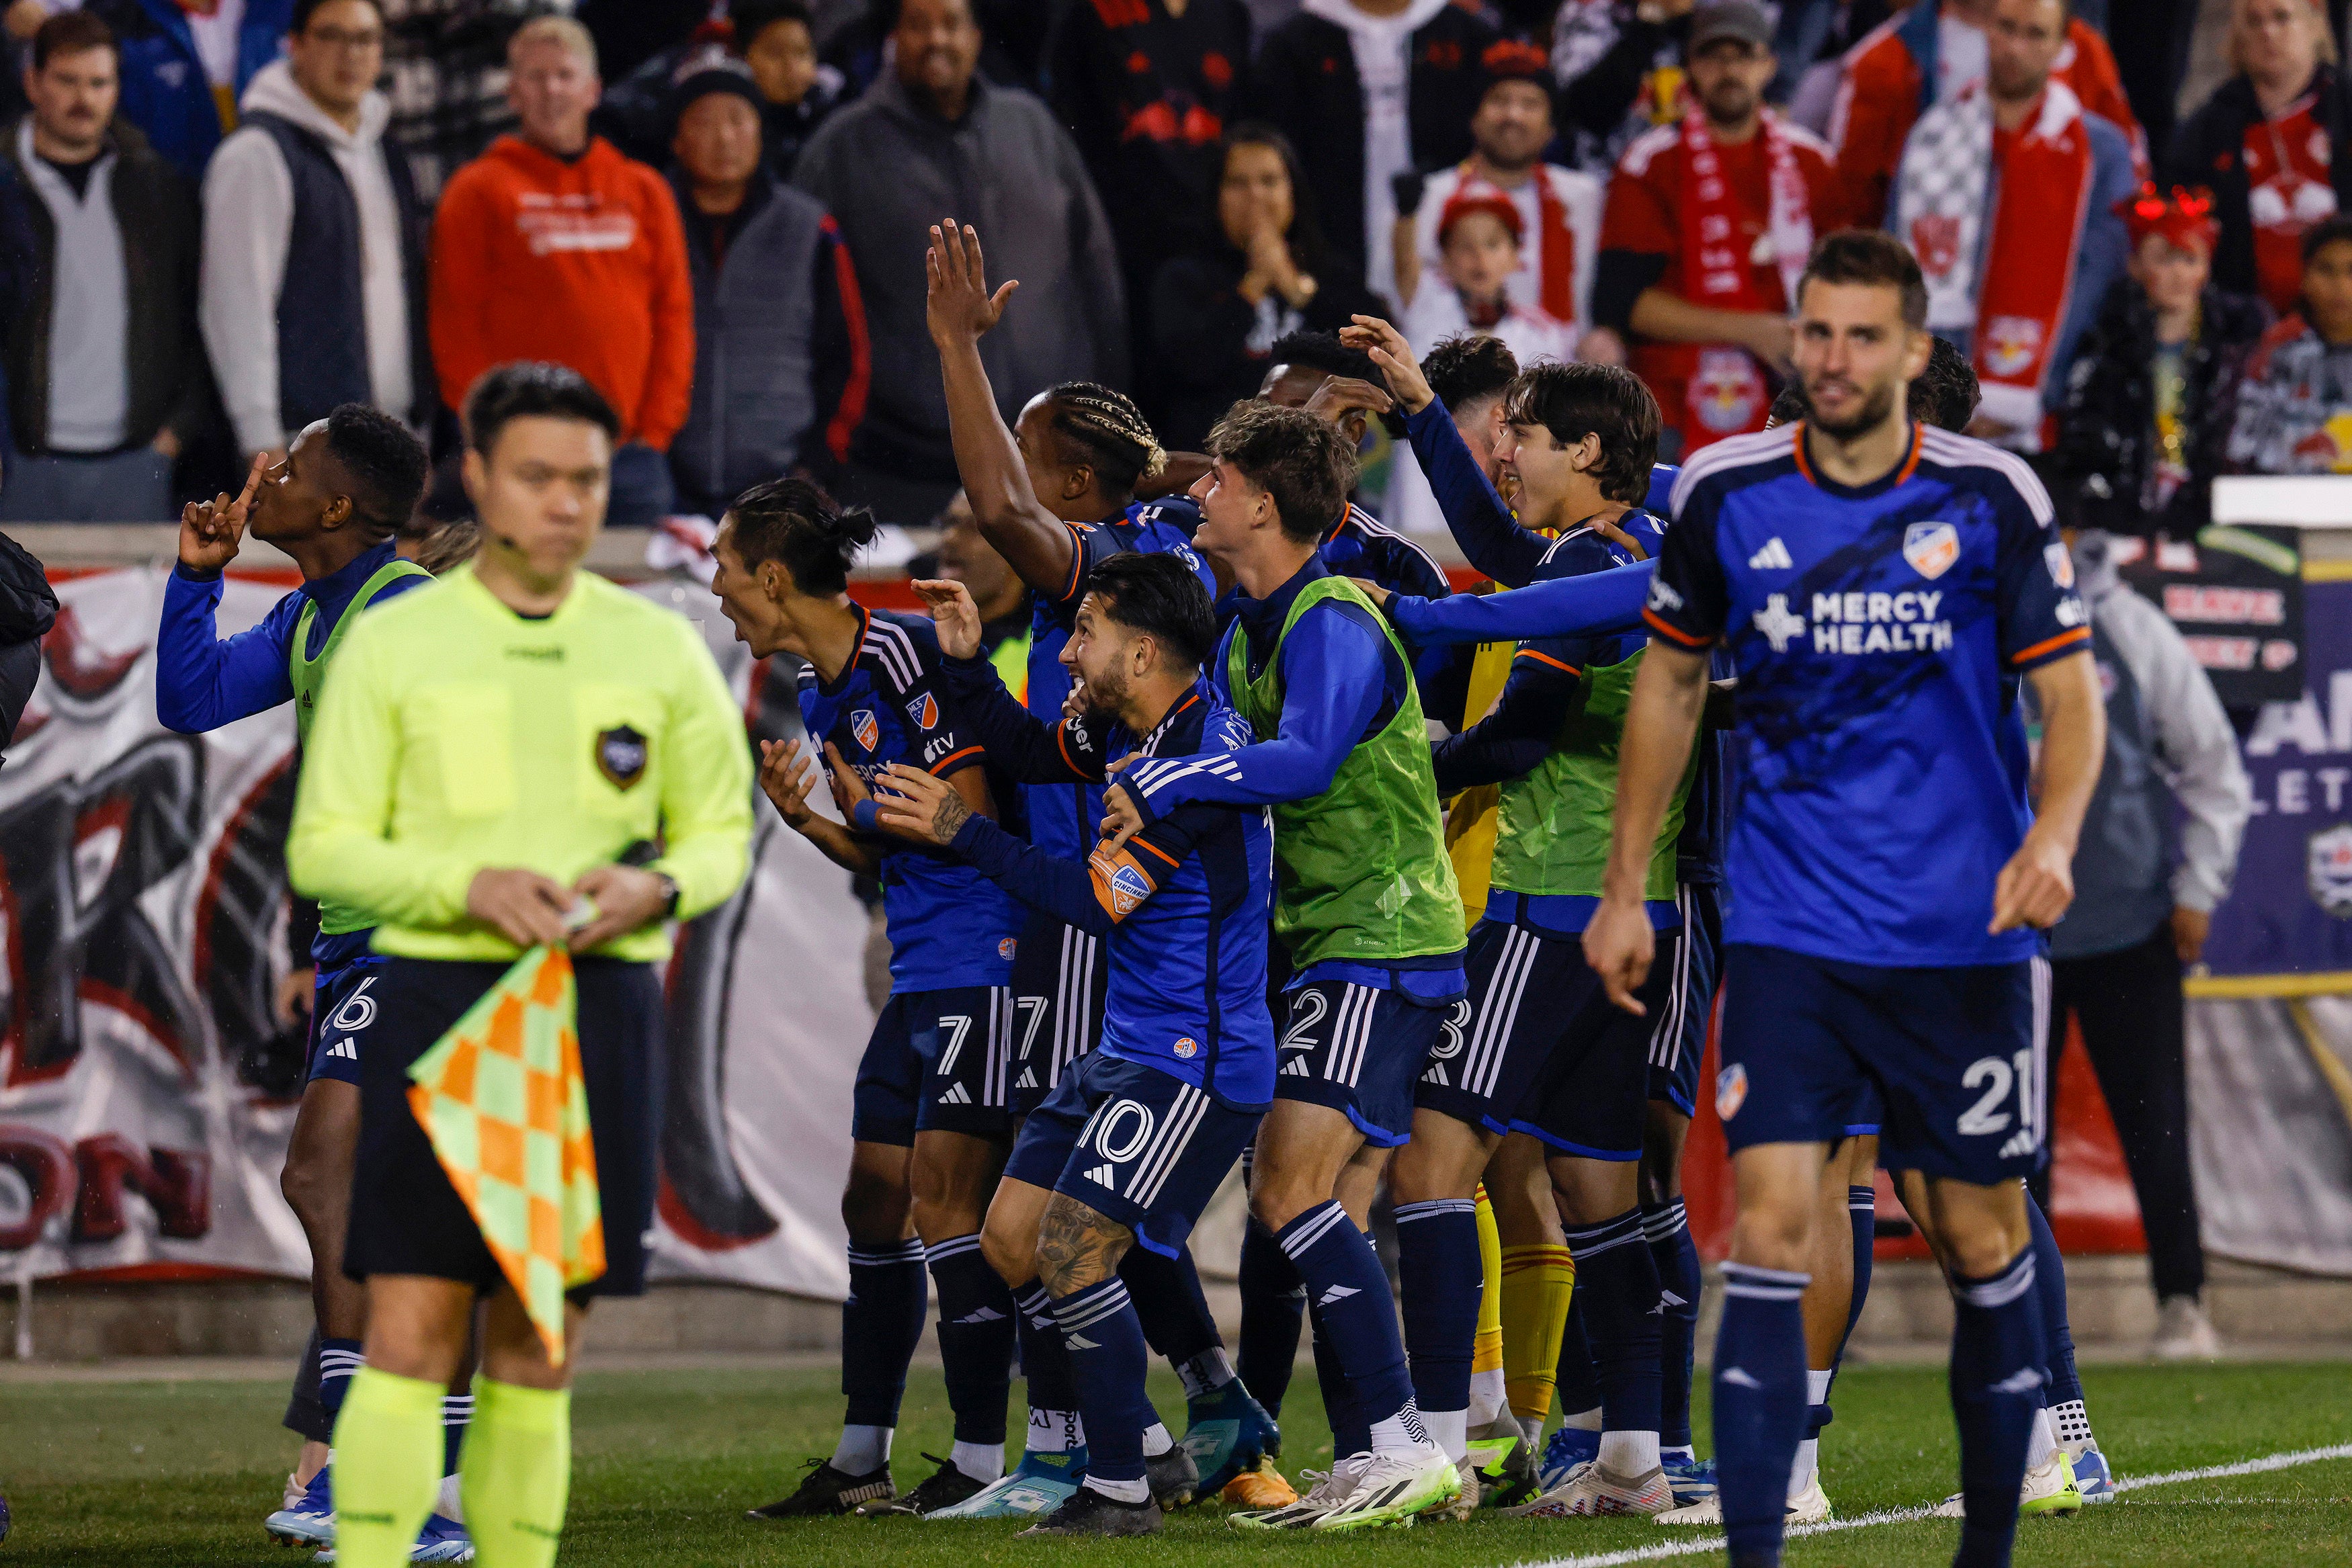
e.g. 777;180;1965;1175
1468;1368;1507;1429
434;1473;463;1525
1368;1400;1440;1458
1563;1406;1603;1432
1175;1348;1238;1401
1086;1473;1150;1504
1026;1407;1083;1454
1519;1413;1545;1447
1141;1422;1174;1458
832;1424;891;1475
2050;1397;2094;1452
1598;1430;1661;1476
2026;1405;2058;1469
950;1440;1004;1483
1807;1368;1835;1406
1425;1408;1470;1466
1788;1438;1818;1499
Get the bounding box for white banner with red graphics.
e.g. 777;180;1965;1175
0;567;872;1302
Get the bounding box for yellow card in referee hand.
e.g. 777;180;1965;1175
406;945;605;1361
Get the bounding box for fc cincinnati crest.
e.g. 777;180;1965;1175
595;725;648;789
1107;861;1152;915
1173;1037;1198;1059
1904;521;1960;580
907;693;939;730
2308;825;2352;918
1716;1062;1748;1121
851;709;880;752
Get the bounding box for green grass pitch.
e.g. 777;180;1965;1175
2;1360;2347;1566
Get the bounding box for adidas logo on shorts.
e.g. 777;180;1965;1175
325;1039;358;1061
1084;1164;1117;1189
937;1083;972;1105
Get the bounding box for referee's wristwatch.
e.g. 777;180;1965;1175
651;871;681;920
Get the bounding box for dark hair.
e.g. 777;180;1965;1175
1205;401;1353;543
1042;382;1167;498
1263;329;1406;438
1913;335;1981;433
1500;362;1661;504
1423;333;1519;415
32;11;113;69
724;476;878;596
2304;214;2352;265
1798;228;1929;329
293;0;385;34
730;0;814;40
464;361;621;457
322;404;430;539
1216;122;1338;275
1079;552;1216;672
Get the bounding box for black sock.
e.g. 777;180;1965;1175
927;1234;1014;1446
843;1237;927;1432
1237;1220;1306;1418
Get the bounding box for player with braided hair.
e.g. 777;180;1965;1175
921;218;1272;1521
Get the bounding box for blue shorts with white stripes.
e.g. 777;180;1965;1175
1273;979;1449;1147
304;957;389;1087
1644;883;1722;1117
853;986;1015;1145
1417;916;1678;1160
1005;1050;1260;1258
1007;912;1109;1119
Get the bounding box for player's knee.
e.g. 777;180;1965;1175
980;1219;1030;1287
1937;1219;2025;1282
1729;1201;1814;1274
841;1166;910;1244
1247;1174;1313;1235
280;1148;333;1227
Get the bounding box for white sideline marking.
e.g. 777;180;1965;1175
1499;1444;2352;1568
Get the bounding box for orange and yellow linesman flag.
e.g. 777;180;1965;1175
406;946;604;1361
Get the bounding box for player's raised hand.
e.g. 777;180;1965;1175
1342;315;1436;415
464;867;573;949
1581;897;1657;1016
925;218;1017;347
757;738;823;830
1062;677;1090;724
177;452;267;574
910;577;982;660
1098;775;1145;854
1988;828;2076;934
873;763;972;846
1303;375;1395;437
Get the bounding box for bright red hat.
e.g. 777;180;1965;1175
1437;185;1523;246
2118;183;2220;255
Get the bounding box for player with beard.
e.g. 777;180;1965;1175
1587;230;2103;1568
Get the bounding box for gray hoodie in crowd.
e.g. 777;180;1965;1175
793;68;1126;488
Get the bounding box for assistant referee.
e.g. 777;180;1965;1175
286;363;753;1568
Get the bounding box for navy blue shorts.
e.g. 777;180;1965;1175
304;957;389;1088
1645;883;1720;1117
1004;1051;1260;1258
345;956;662;1299
1007;912;1109;1119
1273;979;1447;1147
1716;945;2051;1185
853;986;1015;1145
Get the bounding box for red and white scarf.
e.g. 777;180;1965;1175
1895;79;2095;444
1448;160;1581;324
1666;110;1814;442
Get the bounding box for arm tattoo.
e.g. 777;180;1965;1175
931;787;972;842
1036;1192;1133;1296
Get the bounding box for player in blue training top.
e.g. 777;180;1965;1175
867;555;1275;1536
922;220;1271;1496
153;406;464;1559
710;480;1025;1522
1583;232;2105;1568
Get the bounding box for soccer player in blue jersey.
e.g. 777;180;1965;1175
924;220;1275;1501
868;554;1275;1536
712;480;1027;1520
1584;231;2106;1568
153;406;465;1561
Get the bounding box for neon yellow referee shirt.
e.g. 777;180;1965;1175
287;564;754;963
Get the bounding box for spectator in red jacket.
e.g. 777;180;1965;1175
429;15;695;527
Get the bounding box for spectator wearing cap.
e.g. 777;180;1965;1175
665;52;869;518
83;0;291;180
2166;0;2351;320
791;0;1126;526
200;0;434;474
1549;0;1695;177
3;11;211;522
2228;215;2352;472
2056;185;2272;537
1826;0;2140;232
1148;123;1380;450
1594;1;1835;460
1255;0;1500;305
430;15;695;527
596;0;845;175
1889;0;2135;453
1399;41;1607;356
1398;186;1578;367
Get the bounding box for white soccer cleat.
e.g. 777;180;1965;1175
1653;1472;1831;1527
1507;1458;1675;1518
1227;1453;1366;1531
1309;1447;1458;1531
1932;1450;2082;1518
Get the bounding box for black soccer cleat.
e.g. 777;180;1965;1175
1148;1442;1202;1508
747;1457;895;1519
1017;1485;1165;1538
870;1453;987;1517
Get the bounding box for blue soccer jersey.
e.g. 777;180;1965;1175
797;606;1023;990
1643;423;2089;967
936;656;1277;1109
1023;498;1215;860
